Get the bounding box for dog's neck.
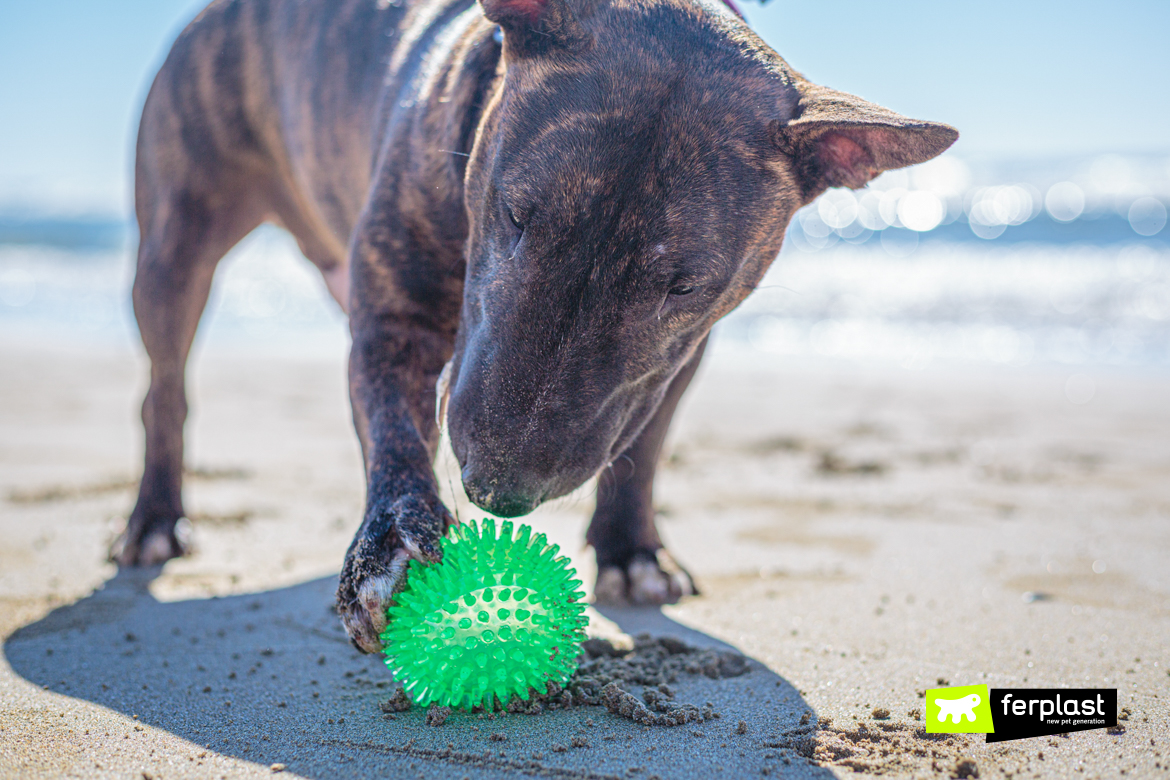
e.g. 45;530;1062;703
361;5;502;272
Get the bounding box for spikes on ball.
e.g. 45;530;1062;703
380;519;589;711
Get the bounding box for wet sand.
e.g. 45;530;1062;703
2;335;1168;779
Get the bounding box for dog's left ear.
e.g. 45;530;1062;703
776;82;959;202
481;0;591;54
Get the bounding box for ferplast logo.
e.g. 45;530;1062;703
924;684;995;734
923;685;1117;742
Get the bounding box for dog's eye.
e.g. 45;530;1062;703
507;207;523;231
668;284;695;296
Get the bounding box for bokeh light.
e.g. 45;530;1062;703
878;188;906;228
897;191;944;232
909;155;972;198
1045;182;1085;222
856;191;886;231
817;189;858;230
1128;197;1167;236
1089;154;1133;194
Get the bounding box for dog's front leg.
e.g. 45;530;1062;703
336;237;461;653
338;319;455;652
588;336;708;606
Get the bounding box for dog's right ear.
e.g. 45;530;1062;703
775;82;958;203
481;0;591;53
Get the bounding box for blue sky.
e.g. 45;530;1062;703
1;0;1167;216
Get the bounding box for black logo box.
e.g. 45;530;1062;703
987;688;1117;743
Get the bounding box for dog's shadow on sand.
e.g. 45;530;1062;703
6;569;833;779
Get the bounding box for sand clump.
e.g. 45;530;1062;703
599;681;710;726
425;704;452;726
576;633;751;687
764;715;986;776
379;687;412;714
954;758;979;778
512;633;747;726
382;634;750;727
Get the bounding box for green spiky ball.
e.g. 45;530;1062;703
380;519;588;711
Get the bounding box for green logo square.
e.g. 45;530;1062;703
925;684;995;733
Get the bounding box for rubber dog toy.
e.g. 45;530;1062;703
381;519;588;711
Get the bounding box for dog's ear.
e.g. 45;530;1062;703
481;0;591;53
776;82;958;202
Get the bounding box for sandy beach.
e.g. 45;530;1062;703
3;0;1168;773
2;334;1168;779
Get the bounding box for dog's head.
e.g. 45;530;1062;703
447;0;956;516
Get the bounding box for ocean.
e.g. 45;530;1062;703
1;153;1168;373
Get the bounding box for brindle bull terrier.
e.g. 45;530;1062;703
114;0;956;652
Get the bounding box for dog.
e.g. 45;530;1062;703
113;0;956;653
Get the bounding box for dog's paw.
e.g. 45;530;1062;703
338;548;414;654
336;494;453;654
593;549;698;606
109;517;192;567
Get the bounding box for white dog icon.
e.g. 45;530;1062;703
934;693;981;724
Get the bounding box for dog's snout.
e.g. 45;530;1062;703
460;464;543;518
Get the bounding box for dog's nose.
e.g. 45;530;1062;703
461;465;542;518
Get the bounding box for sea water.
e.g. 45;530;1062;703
1;152;1168;371
2;224;1167;372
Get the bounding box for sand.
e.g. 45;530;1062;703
2;333;1169;779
